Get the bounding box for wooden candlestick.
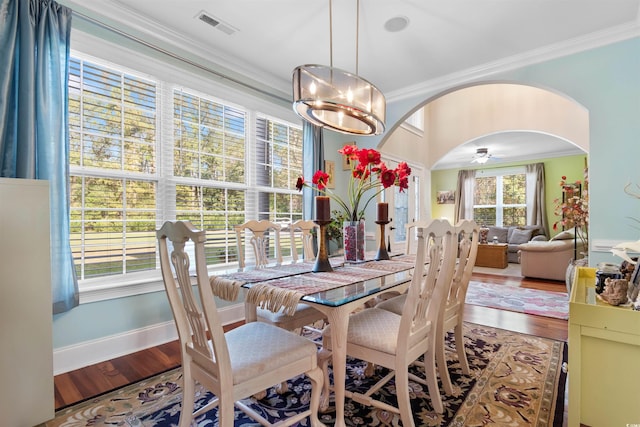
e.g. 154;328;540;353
313;219;333;272
375;220;391;260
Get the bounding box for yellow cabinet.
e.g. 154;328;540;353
568;267;640;426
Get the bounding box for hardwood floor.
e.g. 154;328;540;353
53;270;570;422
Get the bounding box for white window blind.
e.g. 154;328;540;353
254;115;303;223
68;54;302;282
69;58;158;279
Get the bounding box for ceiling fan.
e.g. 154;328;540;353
471;147;493;164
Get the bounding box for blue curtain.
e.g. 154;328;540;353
0;0;78;313
302;122;324;220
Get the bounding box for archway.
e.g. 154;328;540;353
378;82;589;248
380;82;589;169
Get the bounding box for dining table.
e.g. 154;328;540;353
209;253;418;427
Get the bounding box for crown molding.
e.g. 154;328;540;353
386;21;640;104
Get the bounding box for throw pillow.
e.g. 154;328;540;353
522;225;544;237
487;226;508;243
509;228;534;245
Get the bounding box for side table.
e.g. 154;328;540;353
475;243;508;268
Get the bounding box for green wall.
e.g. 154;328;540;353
431;154;587;236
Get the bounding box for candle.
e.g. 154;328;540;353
316;196;331;221
377;202;388;222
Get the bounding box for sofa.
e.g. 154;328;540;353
518;229;586;281
483;225;548;263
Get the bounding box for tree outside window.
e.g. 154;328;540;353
473;172;526;226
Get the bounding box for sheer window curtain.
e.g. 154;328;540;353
526;162;549;237
302;121;324;220
454;169;476;223
0;0;78;313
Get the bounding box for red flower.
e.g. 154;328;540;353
312;170;330;190
298;144;412;221
396;162;411;180
353;164;370;180
398;176;409;192
380;166;396;188
338;144;359;159
357;148;381;166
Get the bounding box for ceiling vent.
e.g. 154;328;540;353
196;11;237;36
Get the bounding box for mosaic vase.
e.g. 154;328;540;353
343;220;366;263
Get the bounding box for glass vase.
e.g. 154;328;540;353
343;220;366;263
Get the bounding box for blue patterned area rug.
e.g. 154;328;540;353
47;323;567;427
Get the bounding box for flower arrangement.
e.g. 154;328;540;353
296;144;412;222
553;168;589;249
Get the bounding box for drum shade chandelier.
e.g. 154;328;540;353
292;0;386;136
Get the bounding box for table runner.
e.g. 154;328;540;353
210;257;416;316
215;257;344;284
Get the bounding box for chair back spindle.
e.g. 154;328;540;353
289;220;319;262
234;219;283;269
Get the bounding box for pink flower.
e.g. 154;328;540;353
553;170;589;248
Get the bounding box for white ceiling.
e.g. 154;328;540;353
64;0;639;167
431;131;584;170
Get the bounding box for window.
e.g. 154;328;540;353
254;116;304;222
68;58;159;279
254;116;304;258
473;169;526;226
69;55;302;282
401;107;424;135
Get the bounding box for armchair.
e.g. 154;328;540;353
518;229;586;281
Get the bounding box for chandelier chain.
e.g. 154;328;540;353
356;0;359;75
329;0;333;68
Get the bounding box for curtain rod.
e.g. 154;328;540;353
70;9;291;105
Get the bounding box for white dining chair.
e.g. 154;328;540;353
236;219;326;365
234;219;283;269
377;219;480;394
157;220;325;427
319;219;457;425
289;219;319;262
436;219;479;392
404;220;431;255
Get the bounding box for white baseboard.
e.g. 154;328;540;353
53;304;245;375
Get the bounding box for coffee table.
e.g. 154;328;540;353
475;243;508;268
